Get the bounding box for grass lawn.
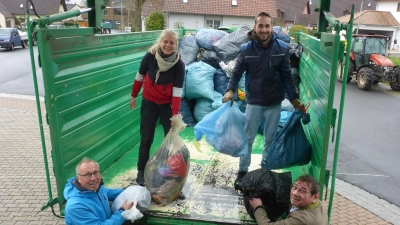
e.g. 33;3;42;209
389;57;400;66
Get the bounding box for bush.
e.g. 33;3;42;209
145;11;164;31
289;25;308;34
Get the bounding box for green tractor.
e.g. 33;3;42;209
337;34;400;91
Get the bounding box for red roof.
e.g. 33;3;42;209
164;0;277;18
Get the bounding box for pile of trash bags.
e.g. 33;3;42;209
178;27;251;126
144;115;190;205
178;27;303;128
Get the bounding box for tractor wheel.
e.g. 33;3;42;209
390;82;400;91
336;61;344;82
357;68;373;90
336;61;352;83
347;60;354;83
390;69;400;91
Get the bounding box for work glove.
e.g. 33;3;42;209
222;90;234;106
290;98;306;113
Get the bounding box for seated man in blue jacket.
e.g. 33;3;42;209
64;157;133;225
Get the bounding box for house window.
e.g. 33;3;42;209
232;0;238;6
286;24;293;30
104;10;108;16
398;3;400;12
183;0;188;3
206;20;221;29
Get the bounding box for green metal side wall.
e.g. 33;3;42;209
37;28;185;211
296;32;340;189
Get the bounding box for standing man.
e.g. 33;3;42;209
248;174;328;225
64;157;134;224
222;12;305;188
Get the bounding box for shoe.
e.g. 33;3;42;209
234;171;247;191
136;170;145;186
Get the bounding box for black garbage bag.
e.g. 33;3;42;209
197;49;221;69
212;26;250;63
261;109;312;170
241;169;292;222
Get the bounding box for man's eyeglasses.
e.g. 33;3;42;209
291;185;310;195
78;171;101;180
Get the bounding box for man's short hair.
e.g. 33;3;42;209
295;174;320;196
255;12;272;24
75;157;100;175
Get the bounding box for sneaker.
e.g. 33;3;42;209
136;170;145;186
234;171;247;191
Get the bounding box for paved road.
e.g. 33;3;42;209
328;80;400;206
0;46;44;96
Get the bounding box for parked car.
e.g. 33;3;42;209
0;28;25;51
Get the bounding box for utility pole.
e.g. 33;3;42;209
120;1;123;32
356;2;363;34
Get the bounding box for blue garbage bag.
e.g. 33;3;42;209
214;69;229;95
195;28;228;50
179;34;199;65
194;102;248;158
273;26;290;43
261;109;311;170
185;61;216;101
179;98;196;127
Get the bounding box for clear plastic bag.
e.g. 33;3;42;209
111;185;151;222
144;115;190;205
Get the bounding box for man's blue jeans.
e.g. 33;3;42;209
239;103;281;172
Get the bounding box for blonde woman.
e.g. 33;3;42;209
129;29;185;186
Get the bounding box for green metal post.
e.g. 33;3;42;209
87;0;105;32
327;4;355;224
37;10;86;28
26;11;55;210
317;0;332;33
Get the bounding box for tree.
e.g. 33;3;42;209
289;25;308;33
133;0;146;32
145;10;164;31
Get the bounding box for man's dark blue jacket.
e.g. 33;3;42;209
227;30;298;106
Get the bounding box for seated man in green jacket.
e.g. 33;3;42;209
249;174;328;225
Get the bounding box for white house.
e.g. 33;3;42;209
376;0;400;49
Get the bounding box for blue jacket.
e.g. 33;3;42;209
64;177;125;225
227;30;298;106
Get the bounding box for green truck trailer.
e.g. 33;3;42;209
26;0;354;224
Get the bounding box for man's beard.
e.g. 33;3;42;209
255;31;272;48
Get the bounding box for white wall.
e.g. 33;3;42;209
0;14;5;28
375;2;400;49
376;2;400;22
222;16;253;28
167;14;205;30
358;24;399;49
167;13;254;30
